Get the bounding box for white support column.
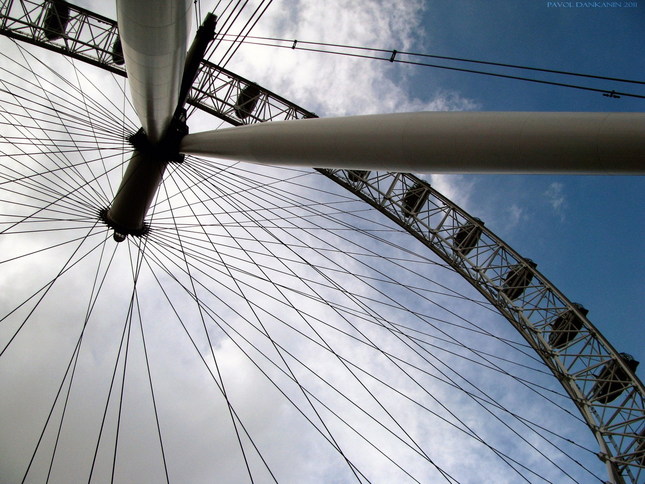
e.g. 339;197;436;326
180;112;645;174
116;0;192;142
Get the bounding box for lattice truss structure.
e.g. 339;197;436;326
322;169;645;482
0;0;123;72
0;1;643;482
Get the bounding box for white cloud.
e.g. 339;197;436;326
544;181;567;221
507;203;524;227
429;174;476;210
225;0;477;117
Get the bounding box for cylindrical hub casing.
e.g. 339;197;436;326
106;151;167;234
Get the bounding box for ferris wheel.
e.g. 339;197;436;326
0;1;643;483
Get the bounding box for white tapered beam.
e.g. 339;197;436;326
116;0;192;142
180;112;645;174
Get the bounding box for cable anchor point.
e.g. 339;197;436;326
602;90;620;99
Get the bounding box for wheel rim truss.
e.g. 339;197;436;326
317;167;645;484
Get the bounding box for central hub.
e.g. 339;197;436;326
102;115;188;242
101;11;216;242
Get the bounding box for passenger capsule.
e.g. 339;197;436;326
347;170;370;185
234;83;261;119
501;259;537;301
453;218;483;255
548;303;588;349
112;36;124;65
401;183;429;217
590;353;640;404
43;0;70;41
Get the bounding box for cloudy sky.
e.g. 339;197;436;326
0;0;643;483
216;0;644;362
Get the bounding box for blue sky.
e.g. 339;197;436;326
189;1;645;479
417;0;645;111
405;1;645;363
232;0;644;367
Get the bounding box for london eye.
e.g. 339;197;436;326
0;1;643;483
